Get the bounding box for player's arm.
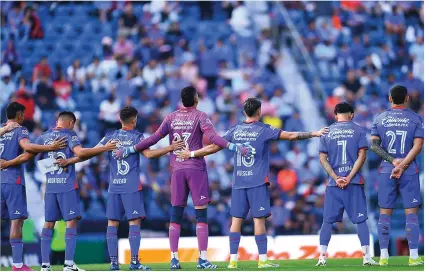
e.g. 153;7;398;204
278;127;329;141
73;140;117;160
19;137;68;154
55;156;82;168
319;153;338;181
141;140;185;159
0;122;19;136
345;148;367;184
370;135;397;165
393;138;423;174
0;152;35;169
176;144;223;160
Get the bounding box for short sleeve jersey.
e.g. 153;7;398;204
371;107;424;174
36;128;81;193
319;121;368;186
223;121;281;189
0;125;29;186
98;129;144;194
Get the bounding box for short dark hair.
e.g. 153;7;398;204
6;102;25;119
120;106;138;123
181;86;197;107
244;98;262;117
334;102;354;115
58;111;76;123
390;85;408;105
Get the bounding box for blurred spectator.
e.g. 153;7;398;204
109;56;128;81
35;75;56;110
314;39;337;78
302;20;320;52
325;87;345;120
229;1;251;37
101;36;114;60
53;73;75;110
22;6;43;40
67;59;86;86
216;88;236;114
359;55;380;86
277;163;298;193
197;90;215;116
385;5;405;36
409;36;424;80
73;112;87;144
99;93;121;135
32;56;51;82
143;59;164;88
198;44;218;90
2;40;21;74
180;57;199;84
86;56;110;93
113;34;134;62
342;70;365;103
198;1;213;20
0;65;16;108
15;77;36;131
118;3;138;37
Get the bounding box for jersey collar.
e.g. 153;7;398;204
392;105;405;110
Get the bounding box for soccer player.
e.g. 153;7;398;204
370;85;424;266
95;106;185;271
113;86;254;269
1;102;67;271
176;98;328;269
2;111;117;271
316;102;376;266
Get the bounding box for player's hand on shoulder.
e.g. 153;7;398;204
0;159;9;170
4;122;19;132
232;142;256;158
112;145;130;160
176;146;190;160
105;139;119;150
50;136;68;150
171;139;185;151
315;127;329;137
54;158;70;168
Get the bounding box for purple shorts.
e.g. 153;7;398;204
171;169;210;207
231;184;271;219
106;190;146;221
1;184;28;220
324;184;368;224
44;190;81;222
378;173;421;209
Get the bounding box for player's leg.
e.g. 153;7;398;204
399;174;423;266
42;193;62;271
249;185;278;268
59;190;83;271
228;188;248;268
4;184;31;271
123;191;150;270
343;184;376;265
186;170;216;269
169;170;189;269
377;174;397;265
106;193;123;270
317;186;344;266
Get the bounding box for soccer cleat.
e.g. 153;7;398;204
197;258;218;269
170;258;182;270
379;258;388;266
12;265;33;271
109;263;120;271
409;257;424;266
129;261;151;270
41;265;51;271
363;258;378;266
258;260;280;268
315;258;327;266
227;261;238;269
63;263;85;271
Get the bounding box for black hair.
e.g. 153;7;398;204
6;102;25;119
58;111;76;123
120;106;138;123
244;98;262;117
390;85;408;105
334;102;354;115
181;86;197;107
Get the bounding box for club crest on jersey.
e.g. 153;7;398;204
381;116;409;128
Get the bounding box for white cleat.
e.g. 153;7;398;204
363;258;378;266
63;263;85;271
316;258;327;266
41;265;51;271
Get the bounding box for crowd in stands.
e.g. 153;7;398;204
1;1;423;238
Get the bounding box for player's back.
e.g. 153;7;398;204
37;128;81;193
224;121;281;189
371;107;423;174
0;125;29;185
320;121;368;185
165;107;210;171
102;129;143;193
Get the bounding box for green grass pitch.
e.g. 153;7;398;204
3;256;422;271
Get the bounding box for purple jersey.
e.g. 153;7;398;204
319;121;368;186
371;107;424;174
99;129;144;193
0;124;29;186
36;128;81;193
223;121;281;189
